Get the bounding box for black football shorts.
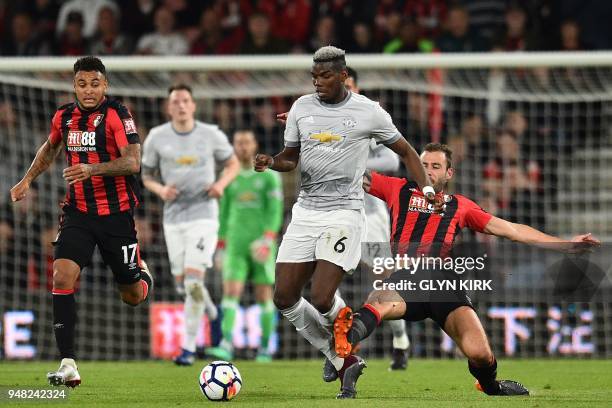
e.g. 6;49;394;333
382;268;475;329
53;206;143;285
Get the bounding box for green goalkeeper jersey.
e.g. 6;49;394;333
219;167;283;244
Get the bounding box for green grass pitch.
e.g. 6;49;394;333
1;359;610;407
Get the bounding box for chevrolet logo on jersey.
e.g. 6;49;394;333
175;155;199;165
238;191;256;202
310;132;342;143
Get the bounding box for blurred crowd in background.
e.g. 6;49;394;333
0;0;608;293
0;86;578;292
2;0;612;57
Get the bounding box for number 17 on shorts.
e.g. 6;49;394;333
122;243;139;267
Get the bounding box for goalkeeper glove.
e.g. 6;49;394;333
250;232;276;263
214;239;225;271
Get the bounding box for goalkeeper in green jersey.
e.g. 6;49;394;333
207;130;283;362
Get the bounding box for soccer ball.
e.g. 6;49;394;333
198;361;242;401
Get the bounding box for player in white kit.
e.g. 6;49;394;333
279;68;411;374
141;84;239;365
255;46;437;399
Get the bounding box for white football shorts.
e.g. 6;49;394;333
276;203;366;272
163;219;219;276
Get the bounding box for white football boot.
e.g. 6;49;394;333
47;358;81;388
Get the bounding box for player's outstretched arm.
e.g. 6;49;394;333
483;216;601;254
255;146;300;172
63;144;140;184
386;137;433;197
11;139;63;202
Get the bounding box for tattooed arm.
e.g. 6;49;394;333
11;139;64;202
62;144;141;184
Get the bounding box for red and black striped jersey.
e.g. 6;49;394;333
369;171;492;257
48;97;141;216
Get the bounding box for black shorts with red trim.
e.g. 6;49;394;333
53;205;142;285
382;268;475;329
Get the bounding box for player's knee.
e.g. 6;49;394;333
365;290;384;306
254;287;273;304
272;288;298;311
225;285;241;298
185;268;204;280
118;284;145;306
52;268;75;290
52;259;80;289
465;347;494;367
311;293;333;314
120;291;142;307
184;277;205;300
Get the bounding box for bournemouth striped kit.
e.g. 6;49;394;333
368;171;492;257
49;98;140;215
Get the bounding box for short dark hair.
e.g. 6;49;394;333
423;142;453;169
73;56;106;76
346;66;358;84
167;83;193;96
313;46;346;73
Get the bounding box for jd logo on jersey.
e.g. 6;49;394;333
310;131;342;143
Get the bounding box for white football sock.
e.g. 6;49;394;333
280;297;344;370
319;295;347;370
389;319;410;350
183;279;205;353
319;293;346;330
201;285;218;321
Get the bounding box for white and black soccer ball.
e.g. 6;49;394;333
198;361;242;401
